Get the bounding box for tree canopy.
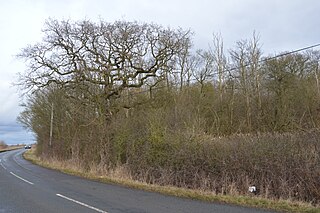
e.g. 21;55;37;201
18;19;191;117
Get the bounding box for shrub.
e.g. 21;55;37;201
0;140;8;149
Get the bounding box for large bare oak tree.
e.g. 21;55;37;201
18;19;191;120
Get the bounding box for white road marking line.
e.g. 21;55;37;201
10;172;34;185
0;163;7;170
13;155;32;171
14;156;22;166
56;194;108;213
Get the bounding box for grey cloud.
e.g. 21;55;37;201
1;0;320;145
0;123;34;145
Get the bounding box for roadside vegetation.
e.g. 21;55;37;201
18;19;320;211
0;140;24;152
0;140;8;150
24;148;319;213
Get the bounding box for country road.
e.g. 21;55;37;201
0;149;276;213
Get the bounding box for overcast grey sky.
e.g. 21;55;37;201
0;0;320;145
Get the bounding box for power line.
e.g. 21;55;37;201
222;43;320;74
262;43;320;62
123;43;320;97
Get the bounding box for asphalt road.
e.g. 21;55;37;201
0;149;276;213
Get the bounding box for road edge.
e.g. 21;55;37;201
23;150;320;213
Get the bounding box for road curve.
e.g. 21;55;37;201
0;149;276;213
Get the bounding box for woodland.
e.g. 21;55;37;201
18;19;320;203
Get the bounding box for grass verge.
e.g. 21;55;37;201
0;145;24;153
23;150;320;213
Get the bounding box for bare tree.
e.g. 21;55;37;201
0;140;8;149
248;32;263;129
230;40;252;130
193;49;214;94
307;50;320;98
210;33;227;104
175;34;194;90
229;33;262;132
18;19;191;122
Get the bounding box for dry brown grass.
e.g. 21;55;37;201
24;149;320;213
0;145;24;152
